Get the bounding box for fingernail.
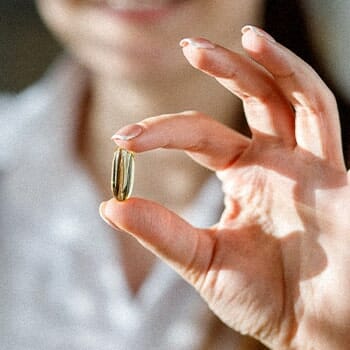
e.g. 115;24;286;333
99;201;121;231
179;37;216;49
111;123;143;141
241;25;276;43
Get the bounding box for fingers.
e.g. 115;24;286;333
112;111;250;171
179;30;345;170
240;26;345;170
100;198;214;286
113;28;344;171
180;38;296;145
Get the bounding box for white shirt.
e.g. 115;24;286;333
0;58;241;349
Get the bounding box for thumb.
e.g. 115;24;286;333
99;198;215;285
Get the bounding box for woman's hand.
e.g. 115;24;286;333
100;26;350;349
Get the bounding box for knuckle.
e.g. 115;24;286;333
243;87;279;106
306;88;337;116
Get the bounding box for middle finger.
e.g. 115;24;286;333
180;37;295;146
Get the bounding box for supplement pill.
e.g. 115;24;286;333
111;148;135;201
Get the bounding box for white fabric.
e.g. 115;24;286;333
0;57;238;349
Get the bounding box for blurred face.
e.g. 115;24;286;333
36;0;263;81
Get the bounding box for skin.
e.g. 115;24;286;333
102;29;350;349
36;0;263;292
36;1;350;348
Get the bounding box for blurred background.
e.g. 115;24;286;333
0;1;349;95
0;1;61;92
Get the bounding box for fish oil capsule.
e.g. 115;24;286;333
111;148;135;201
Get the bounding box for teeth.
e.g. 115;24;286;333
106;0;172;10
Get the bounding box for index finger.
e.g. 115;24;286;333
112;111;250;171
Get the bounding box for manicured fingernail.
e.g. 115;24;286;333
99;201;121;231
241;25;276;43
111;123;143;141
179;37;216;49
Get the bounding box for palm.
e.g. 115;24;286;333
104;29;350;349
193;143;349;348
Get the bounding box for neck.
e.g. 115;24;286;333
92;63;241;127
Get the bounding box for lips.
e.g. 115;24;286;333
99;0;186;22
105;0;175;11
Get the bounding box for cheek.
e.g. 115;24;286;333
37;3;189;79
36;0;80;44
68;34;189;81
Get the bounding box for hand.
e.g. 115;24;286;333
100;26;350;349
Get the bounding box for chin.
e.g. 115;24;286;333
74;44;187;83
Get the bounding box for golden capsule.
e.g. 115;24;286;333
111;148;135;201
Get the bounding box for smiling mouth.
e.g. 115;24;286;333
104;0;183;11
98;0;188;22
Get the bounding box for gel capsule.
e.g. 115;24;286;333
111;148;135;201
